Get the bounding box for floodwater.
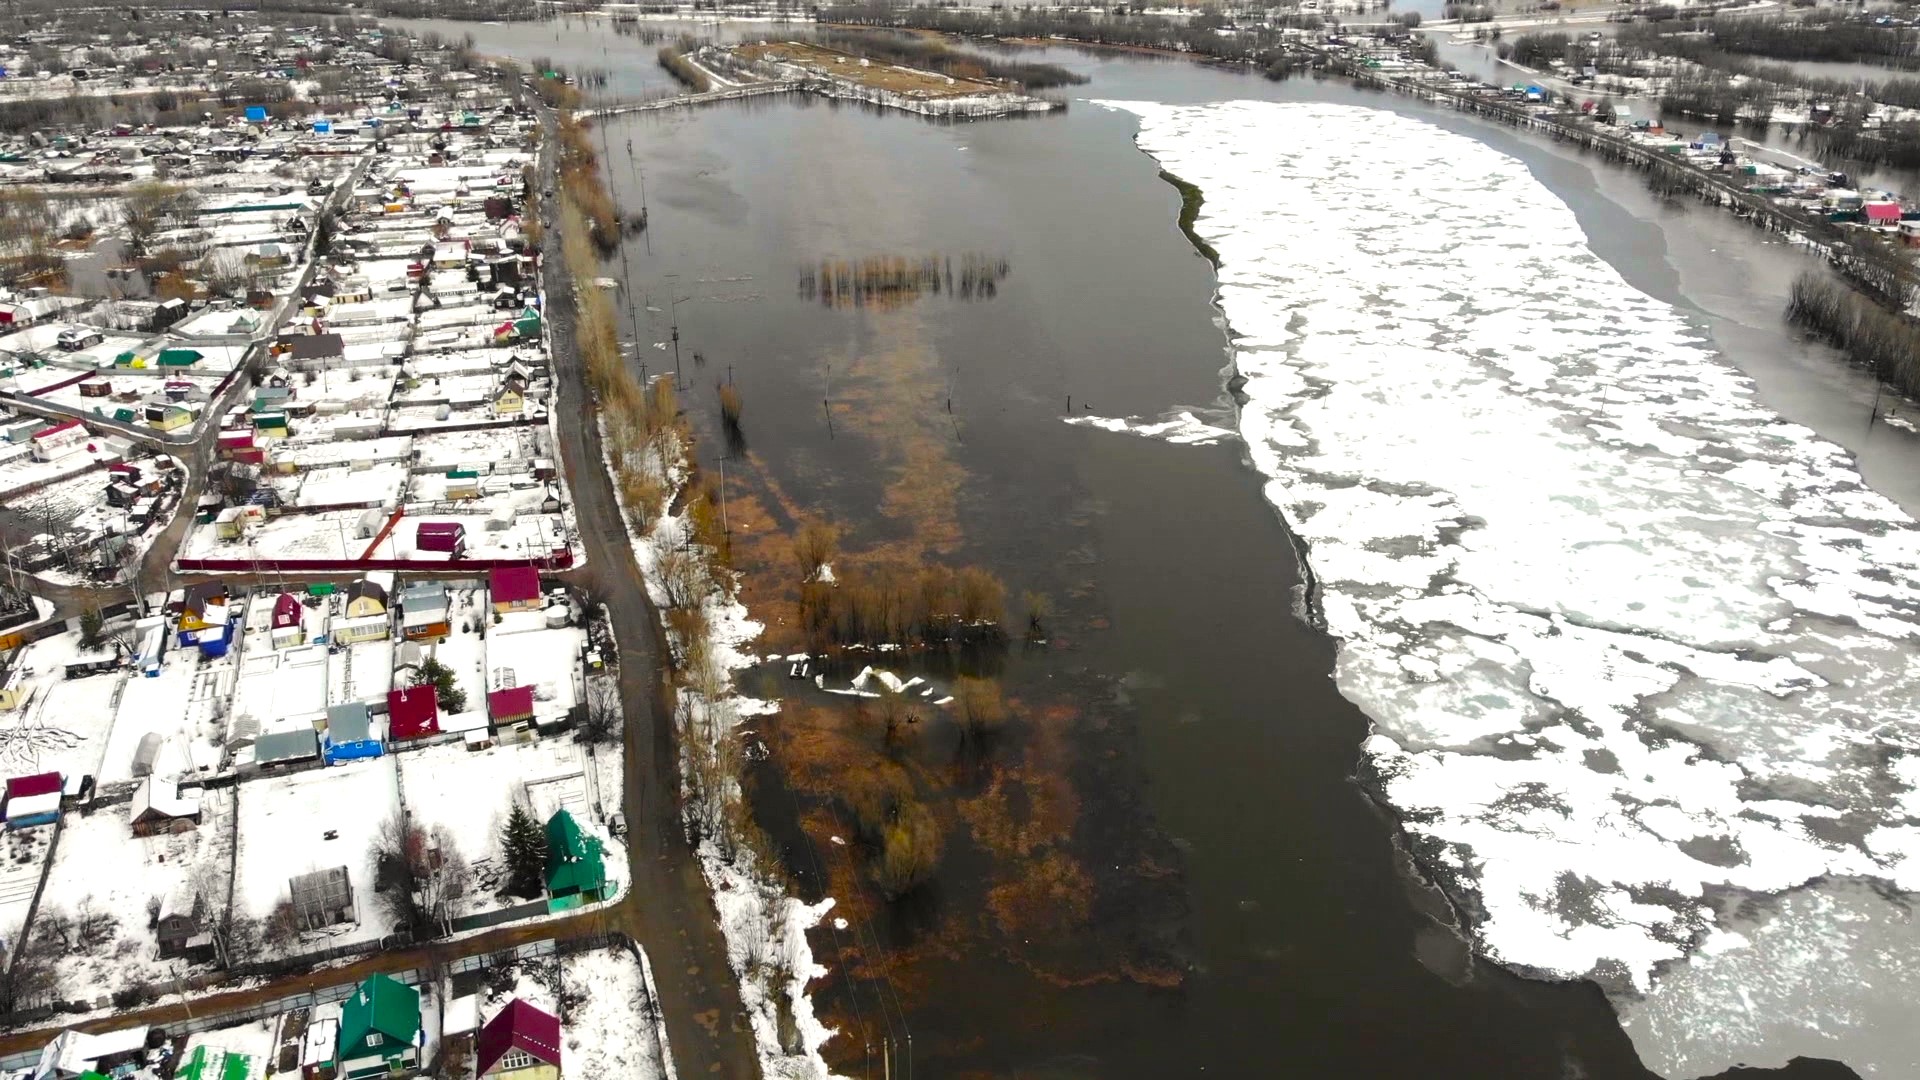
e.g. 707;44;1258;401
411;16;1910;1078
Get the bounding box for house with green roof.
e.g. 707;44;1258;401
544;809;608;911
336;973;422;1078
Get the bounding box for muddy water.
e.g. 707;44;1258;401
426;19;1894;1077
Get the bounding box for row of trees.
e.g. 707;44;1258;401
818;3;1302;67
1699;10;1920;68
810;27;1087;90
657;41;712;93
796;563;1006;653
1787;270;1920;400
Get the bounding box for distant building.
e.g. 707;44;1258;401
286;333;346;369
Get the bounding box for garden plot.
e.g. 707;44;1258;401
35;787;236;1005
99;650;232;785
561;948;671;1080
394;508;575;562
408;351;498;380
327;639;393;709
182;509;366;562
282;368;398;412
398;740;589;913
177;1018;278;1080
6;671;121;779
412;426;543;473
229;646;331;740
272;462;410;508
392;372;494;409
0;444;121;502
420;594;488;691
234;756;399;953
486;618;584;726
0;827;53;964
386;403;539;432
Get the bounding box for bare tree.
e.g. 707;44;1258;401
580;677;621;745
373;816;470;940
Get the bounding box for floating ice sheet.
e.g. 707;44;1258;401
1099;98;1920;1069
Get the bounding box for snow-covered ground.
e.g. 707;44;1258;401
233;756;399;952
38;788;235;1004
398;740;600;912
562;947;674;1080
1098;99;1920;1077
100;650;231;784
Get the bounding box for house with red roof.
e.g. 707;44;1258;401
487;565;542;615
476;998;561;1080
5;772;62;829
271;593;308;649
486;686;534;732
386;685;440;742
30;420;88;462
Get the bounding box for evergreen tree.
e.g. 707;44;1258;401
417;656;467;713
500;803;547;898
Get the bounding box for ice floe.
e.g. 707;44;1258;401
1065;409;1237;446
1099;98;1920;1073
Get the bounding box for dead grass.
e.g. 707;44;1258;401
735;40;1006;98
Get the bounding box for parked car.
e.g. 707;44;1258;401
608;812;627;838
56;327;102;351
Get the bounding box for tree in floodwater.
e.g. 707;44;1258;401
954;676;1008;753
875;797;942;898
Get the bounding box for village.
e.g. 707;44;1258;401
1326;25;1920;240
0;11;673;1080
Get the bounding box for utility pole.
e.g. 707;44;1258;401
668;293;689;389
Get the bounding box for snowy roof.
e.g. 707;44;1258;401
326;702;374;743
7;791;58;820
301;1015;339;1067
486;686;533;722
442;994;480;1038
130;777;200;822
32;1025;150;1080
254;727;319;764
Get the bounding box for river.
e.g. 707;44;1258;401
400;16;1916;1079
